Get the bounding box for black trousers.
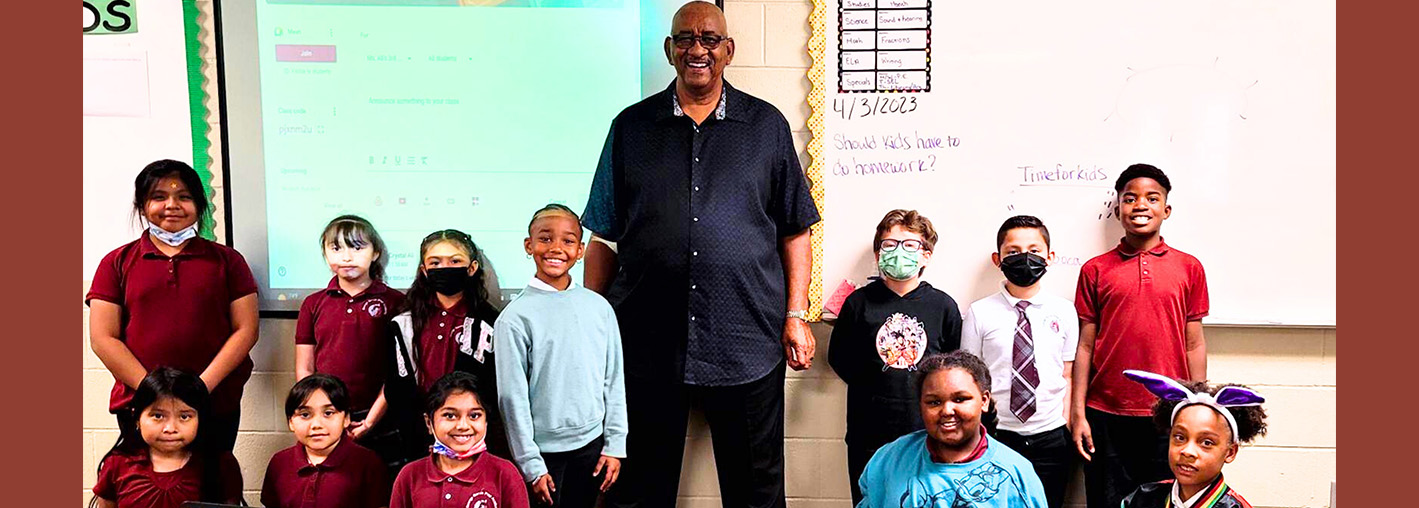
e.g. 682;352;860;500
1083;408;1170;508
846;438;891;507
605;363;786;508
993;426;1075;508
536;436;606;508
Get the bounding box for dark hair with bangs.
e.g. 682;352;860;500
285;373;352;419
132;159;210;233
319;214;390;281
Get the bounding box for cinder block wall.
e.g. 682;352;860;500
81;1;1336;506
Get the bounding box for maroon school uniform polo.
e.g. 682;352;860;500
417;299;469;392
261;439;390;508
390;453;529;508
91;450;243;508
1074;238;1209;416
296;278;405;411
86;235;259;415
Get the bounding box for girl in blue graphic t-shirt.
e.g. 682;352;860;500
856;351;1048;508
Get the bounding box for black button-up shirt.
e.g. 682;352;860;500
583;81;821;386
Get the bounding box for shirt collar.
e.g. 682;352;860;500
138;232;212;258
662;79;734;122
997;282;1037;308
1169;475;1226;508
422;454;484;484
527;276;577;292
946;426;991;464
295;437;353;472
1116;237;1171;259
323;277;390;297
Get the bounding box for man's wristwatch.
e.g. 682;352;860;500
786;310;808;321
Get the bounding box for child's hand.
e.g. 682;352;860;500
594;455;622;492
1072;415;1094;461
531;474;556;505
347;420;369;439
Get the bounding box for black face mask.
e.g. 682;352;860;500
425;267;470;296
1000;252;1048;287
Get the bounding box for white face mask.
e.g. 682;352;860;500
149;223;198;246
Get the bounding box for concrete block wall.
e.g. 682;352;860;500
81;1;1336;506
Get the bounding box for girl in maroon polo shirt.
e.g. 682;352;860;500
295;215;405;467
87;160;260;453
262;374;390;508
390;372;528;508
385;229;506;466
91;367;243;508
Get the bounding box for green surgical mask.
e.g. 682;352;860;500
878;248;922;280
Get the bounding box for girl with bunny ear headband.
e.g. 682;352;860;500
1117;370;1270;508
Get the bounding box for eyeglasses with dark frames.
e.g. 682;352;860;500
671;34;730;50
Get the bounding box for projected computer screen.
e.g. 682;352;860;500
222;0;695;311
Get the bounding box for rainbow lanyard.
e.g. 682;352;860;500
1166;477;1231;508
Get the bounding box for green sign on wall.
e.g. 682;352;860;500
84;0;138;35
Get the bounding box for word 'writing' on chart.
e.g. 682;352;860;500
1017;164;1109;184
833;96;919;119
832;155;939;176
833;131;961;151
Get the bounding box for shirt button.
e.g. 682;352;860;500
437;334;444;340
1143;270;1150;275
693;217;699;222
691;316;697;321
446;478;452;483
694;186;700;191
441;311;447;316
349;299;355;303
694;157;700;163
445;493;452;499
692;251;699;256
691;284;698;290
346;309;353;314
439;322;445;327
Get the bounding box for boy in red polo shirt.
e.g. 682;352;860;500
262;374;389;508
1070;164;1209;508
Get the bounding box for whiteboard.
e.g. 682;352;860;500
83;2;201;278
811;0;1335;326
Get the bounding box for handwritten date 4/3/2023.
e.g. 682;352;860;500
833;96;918;119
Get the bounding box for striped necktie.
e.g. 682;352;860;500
1010;300;1040;422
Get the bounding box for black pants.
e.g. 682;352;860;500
846;439;889;507
1083;408;1170;508
605;363;786;508
536;436;605;508
993;426;1075;508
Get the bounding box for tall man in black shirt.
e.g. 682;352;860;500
581;2;820;507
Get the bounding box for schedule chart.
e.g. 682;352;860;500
838;0;930;92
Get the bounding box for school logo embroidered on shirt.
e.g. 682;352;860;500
465;491;497;508
876;313;928;370
363;300;387;318
1045;314;1061;336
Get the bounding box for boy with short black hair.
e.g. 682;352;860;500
827;209;963;506
960;215;1078;508
1071;163;1210;508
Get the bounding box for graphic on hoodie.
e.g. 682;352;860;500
876;312;927;370
899;462;1012;508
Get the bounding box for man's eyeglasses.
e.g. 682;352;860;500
879;239;925;252
671;34;730;50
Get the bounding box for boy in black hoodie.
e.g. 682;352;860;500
828;209;964;506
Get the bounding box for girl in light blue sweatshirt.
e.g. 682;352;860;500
494;204;628;508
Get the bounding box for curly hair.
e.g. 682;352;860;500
1151;380;1269;444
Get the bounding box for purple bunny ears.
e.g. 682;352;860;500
1123;370;1265;443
